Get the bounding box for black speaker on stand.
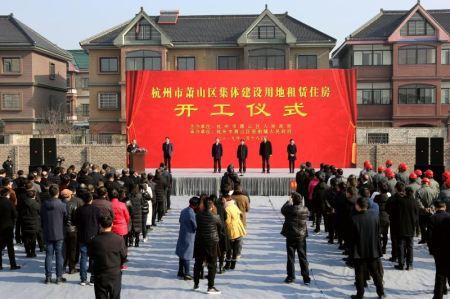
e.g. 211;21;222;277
29;138;57;173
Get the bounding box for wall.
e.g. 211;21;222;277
0;144;126;173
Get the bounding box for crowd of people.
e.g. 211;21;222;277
175;164;250;294
1;157;450;298
292;160;450;299
0;161;173;299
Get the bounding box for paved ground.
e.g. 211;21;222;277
0;196;439;298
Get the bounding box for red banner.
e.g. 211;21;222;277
126;70;357;169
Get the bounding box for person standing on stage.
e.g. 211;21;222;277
236;139;248;175
212;138;223;173
127;139;139;153
162;137;174;173
259;137;272;174
287;139;297;174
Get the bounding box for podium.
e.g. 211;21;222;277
129;152;146;173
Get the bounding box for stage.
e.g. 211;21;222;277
148;168;361;196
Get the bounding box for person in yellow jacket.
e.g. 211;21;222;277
224;192;246;270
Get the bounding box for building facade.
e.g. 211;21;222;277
333;3;450;146
0;14;71;134
80;7;336;134
67;49;89;128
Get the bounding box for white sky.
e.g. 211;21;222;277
0;0;446;50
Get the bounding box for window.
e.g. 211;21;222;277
99;57;118;73
357;83;391;105
126;51;161;71
1;93;21;110
442;88;450;104
98;93;119;110
135;23;152;40
353;45;392;66
443;49;450;65
177;57;195;70
77;104;89;116
2;57;21;74
49;63;56;80
399;84;436;104
400;13;435;36
80;78;89;89
297;55;317;69
257;26;275;39
367;133;389;144
218;56;238;70
398;46;436;64
248;48;285;70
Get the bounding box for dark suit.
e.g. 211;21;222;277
259;141;272;173
287;144;297;173
162;142;174;173
428;210;450;298
211;143;223;173
352;210;385;298
127;143;138;153
237;144;248;174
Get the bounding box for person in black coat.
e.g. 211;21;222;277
153;169;168;223
193;197;222;294
88;215;126;299
287;139;297;173
74;191;101;285
388;183;418;270
211;138;223;173
129;185;143;247
2;156;13;178
428;200;450;299
281;192;311;285
312;172;329;233
19;189;41;258
127;139;139;153
259;137;272;173
162;137;174;173
236;139;248;175
374;182;391;255
0;188;20;270
351;197;385;299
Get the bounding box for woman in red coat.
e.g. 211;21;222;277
109;189;130;269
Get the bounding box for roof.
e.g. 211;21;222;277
67;49;89;70
82;12;336;46
350;9;450;40
0;14;71;60
332;7;450;58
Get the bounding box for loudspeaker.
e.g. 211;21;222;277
415;138;429;165
29;138;57;168
30;138;44;166
430;137;444;166
44;138;57;167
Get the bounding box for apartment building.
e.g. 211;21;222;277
80;7;336;134
0;14;71;134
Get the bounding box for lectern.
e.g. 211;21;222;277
129;152;146;173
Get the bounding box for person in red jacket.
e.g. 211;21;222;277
109;189;130;269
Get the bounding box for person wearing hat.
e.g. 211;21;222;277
176;196;200;280
385;160;394;172
281;192;311;285
385;170;397;195
396;163;409;185
407;173;421;196
425;170;440;199
414;169;423;178
438;178;450;213
427;199;450;299
372;166;387;192
416;178;435;244
359;160;372;179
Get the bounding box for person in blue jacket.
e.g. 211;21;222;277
176;196;200;280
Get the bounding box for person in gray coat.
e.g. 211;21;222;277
175;197;199;280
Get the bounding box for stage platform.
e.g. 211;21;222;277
148;168;361;196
